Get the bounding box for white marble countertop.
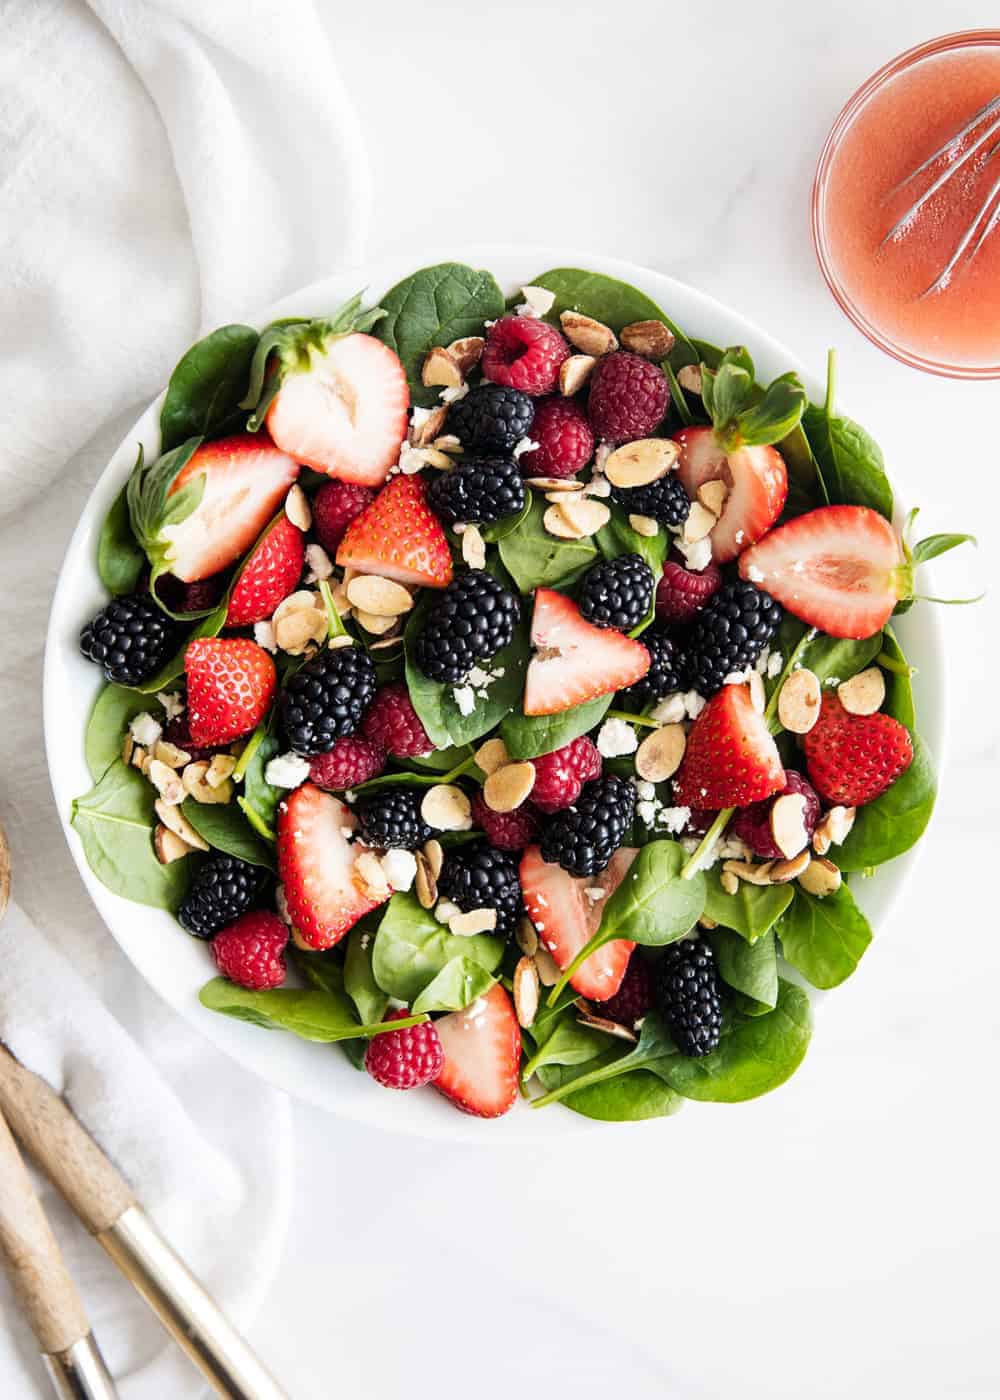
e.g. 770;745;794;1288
250;4;998;1396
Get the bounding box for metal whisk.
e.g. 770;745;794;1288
881;94;1000;296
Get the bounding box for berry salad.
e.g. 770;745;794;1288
72;263;972;1123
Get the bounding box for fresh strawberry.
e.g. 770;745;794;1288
519;844;638;1000
277;784;388;950
161;435;300;582
185;638;276;746
266;333;409;486
673;683;784;809
673;425;787;564
802;692;913;806
432;983;521;1119
523;589;650;716
336;475;453;589
226;514;305;626
738;505;908;640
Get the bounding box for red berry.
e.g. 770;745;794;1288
185;638;276;746
481;315;570;395
518;397;594;478
312;479;377;555
309;736;386;790
802;692;913;807
593;951;650;1028
365;1009;444;1090
655;555;723;625
531;736;602;813
362;682;433;758
470;793;540;850
212;911;288;990
162;714;221;763
729;770;821;859
226;514;305;627
155;573;228;615
588;352;670;442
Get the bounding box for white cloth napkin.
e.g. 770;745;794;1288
0;0;369;1393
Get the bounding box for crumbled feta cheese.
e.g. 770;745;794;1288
264;752;311;789
734;529;745;544
156;691;184;720
594;441;614;473
718;835;753;861
254;620;277;653
129;712;163;748
723;669;753;686
344;790;356;804
634;780;656;801
397;440;429;475
452;685;476;716
381;848;417;892
650;692;687;725
584;887;606;903
513;436;538;459
467;666;491;688
637;800;660;826
745;563;765;583
409;406;436;434
596;717;638;758
766;651;784;679
675;534;713;572
434;898;461;925
683;690;706;719
304;543;334;583
658;805;691;835
440;382;468;404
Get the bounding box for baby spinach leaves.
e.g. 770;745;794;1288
702;879;793;943
765;619;883;719
97;484;145;596
708;927;779;1009
500;694;613;762
520;997;608;1082
371;892;504;1013
71;759;189;909
532;1010;678;1109
777;883;872;989
343;924;389;1026
199;978;426;1043
536;1057;685;1122
236;730;281;841
520;267;697;366
376;263;505;407
498;494;598;593
180;800;275;870
160;324;259;451
84;683;158;782
802;351;893;519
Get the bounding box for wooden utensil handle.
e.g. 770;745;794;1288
0;1107;89;1356
0;1046;134;1234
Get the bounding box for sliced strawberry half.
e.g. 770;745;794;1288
162;434;300;582
673;424;787;565
276;784;388;951
226;513;305;626
673;683;784;809
519;844;638;1000
433;983;521;1119
266;333;409;487
336;474;453;588
523;589;650;716
738;504;907;640
185;637;276;746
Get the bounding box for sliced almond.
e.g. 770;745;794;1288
559;310;617;356
838;667;886;716
534;946;561;987
409;403;449;447
421;345;462;388
422;838;444;880
769;849;812;884
777;667;822;734
446;336;485;375
475;737;510;776
518;285;557;317
345;574;413;618
720;869;740;896
677;363;703;394
516;916;539;957
698;915;719;930
414;851;437;910
448;907;497;937
528;476;585;494
147;758;184;806
812;827;832;856
543;503;585;539
635;724;687;783
431;434;463;453
284;484;312;531
182;760;233;805
722;859;775;887
407;445;453;471
205;754;237;789
554;495;611;537
814;805;856;852
697;479;729;518
797;856;842;897
421;784;472;832
328;582;353;620
576;1006;637;1042
154;824;195;864
770;792;810;859
355;850;391;899
153;739;191;769
483;761;535;813
513;956;540;1029
369;635;403;652
683;501;717;543
328;633;355;650
628;513;660;538
129;744;147;771
461;523;486;570
604;437;679;488
273;590;327;654
620;320;675;359
121;733;135;766
354;610;399;637
155;799;210;852
559;353;596;396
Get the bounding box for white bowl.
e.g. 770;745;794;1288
44;246;946;1141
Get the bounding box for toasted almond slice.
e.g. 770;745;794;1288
697;479;729;518
475;737;510;776
559;310;617;356
543;503;584;539
534;946;561;987
513;956;540;1029
422;345;462;388
284;484;312;531
182;760;233;805
556;495;611;537
328;634;355;650
576;1008;637;1042
815;804;856;850
129;744;147;771
635;724;687;783
559;353;596;396
421;784;472;832
354;610;399;637
484;761;536;813
461;523;486;570
838;667;886;716
449;907;497;937
121;733;135;766
355;850;391;899
274;606;327;654
628;513;659;538
770;850;812;883
414;851;437;910
409;403;449;446
346;574;413;618
422;838;444;880
722;859;775;887
720;869;740;895
528;476;585;493
604;437;679;488
205;753;237;788
432;434;463;453
446;336;485;375
698;915;719;930
154;824;195;864
683;501;717;543
620;319;675;359
770;792;810;859
147;758;184;806
153;739;191;769
516;916;539;957
777;667;822;734
797;856;842;897
155;799;210;852
677;363;703;394
812;827;832;856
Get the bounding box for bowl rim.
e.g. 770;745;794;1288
43;243;948;1142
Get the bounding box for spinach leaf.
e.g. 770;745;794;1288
835;729;936;871
765;618;883;718
532;1011;679;1108
778;883;872;989
291;948;345;995
702;878;793;942
180;800;275;870
708;927;779;1008
84;684;159;782
411;957;499;1015
343;925;389;1025
71;759;189;908
376;263;505;407
521;1001;608;1081
500;693;613;762
199;978;426;1042
97;484;145;595
237;731;281;839
802;403;893;520
498;494;598;593
400;744;473;774
536;1058;684;1122
129;603;228;695
371;892;504;1009
522;267;697;367
160;324;259;450
479;494;531;543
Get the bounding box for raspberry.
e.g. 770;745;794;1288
518;397;594;478
587;352;670;442
729;769;821;859
155;573;228;615
362;683;433;758
312;480;376;554
594;952;651;1028
481;315;570;395
308;735;386;790
211;911;288;990
471;793;540;850
365;1009;444;1090
655;555;723;626
532;736;601;812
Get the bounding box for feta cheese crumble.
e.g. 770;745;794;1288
254;620;277;653
264;752;311;790
381;849;417;893
129;712;163;748
452;686;476;716
596;717;638;758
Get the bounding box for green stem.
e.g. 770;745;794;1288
876;650;916;678
232;725;265;783
318;579;348;639
605;709;660;730
439;753;478;784
823;347;836;418
680;807;733;881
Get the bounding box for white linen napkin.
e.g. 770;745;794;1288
0;0;369;1393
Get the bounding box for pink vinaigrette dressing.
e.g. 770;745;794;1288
814;33;1000;377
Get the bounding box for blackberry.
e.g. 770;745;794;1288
685;580;782;696
657;937;723;1057
539;775;636;877
354;787;432;851
414;573;520;684
178;855;259;939
446;384;535;451
609;473;691;526
426;453;526;526
282;645;376;756
577;554;655;632
438;841;521;939
619;629;687;707
79;593;177;686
